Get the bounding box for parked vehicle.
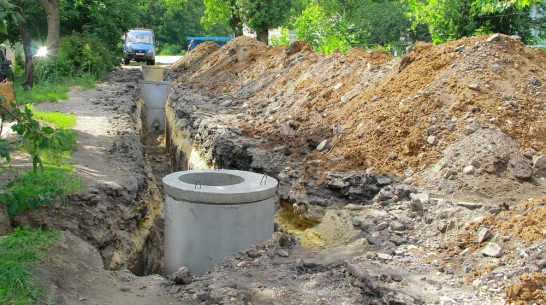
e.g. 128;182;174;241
123;28;156;65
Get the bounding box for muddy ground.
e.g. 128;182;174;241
0;33;545;305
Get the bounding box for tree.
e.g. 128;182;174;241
202;0;304;44
239;0;304;44
13;0;34;88
37;0;60;57
202;0;244;36
406;0;543;44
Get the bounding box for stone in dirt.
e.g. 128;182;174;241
481;242;503;258
170;267;192;285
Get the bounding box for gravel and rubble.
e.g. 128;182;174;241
160;33;545;304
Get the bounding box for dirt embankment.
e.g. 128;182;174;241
169;34;545;177
162;34;545;304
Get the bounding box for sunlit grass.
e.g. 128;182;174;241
30;108;77;129
13;71;97;105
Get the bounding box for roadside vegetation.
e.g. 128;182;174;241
0;227;61;305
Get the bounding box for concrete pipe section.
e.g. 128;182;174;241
141;65;166;81
163;169;278;276
139;80;170;132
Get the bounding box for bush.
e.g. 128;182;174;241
157;42;185;56
40;33;118;81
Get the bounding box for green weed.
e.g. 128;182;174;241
31;108;77;129
0;227;61;305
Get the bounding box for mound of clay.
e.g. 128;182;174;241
167;34;545;204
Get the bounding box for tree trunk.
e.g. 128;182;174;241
37;0;60;57
257;29;269;45
230;0;243;36
14;0;33;88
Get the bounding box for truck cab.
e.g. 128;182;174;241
123;28;156;65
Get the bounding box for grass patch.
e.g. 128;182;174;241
6;165;83;197
13;71;97;105
14;82;69;104
0;227;61;304
30;108;77;129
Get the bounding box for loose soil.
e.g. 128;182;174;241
0;33;544;305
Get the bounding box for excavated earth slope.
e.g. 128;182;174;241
161;34;545;304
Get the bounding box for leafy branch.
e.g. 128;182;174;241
1;97;71;215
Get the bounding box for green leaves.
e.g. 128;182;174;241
0;102;81;215
405;0;543;44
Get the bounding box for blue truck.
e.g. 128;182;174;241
123;28;156;65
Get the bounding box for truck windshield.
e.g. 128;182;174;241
127;34;153;44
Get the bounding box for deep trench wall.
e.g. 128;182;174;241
11;72;163;275
163;83;391;209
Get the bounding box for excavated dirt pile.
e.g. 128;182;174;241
167;34;546;205
162;34;545;304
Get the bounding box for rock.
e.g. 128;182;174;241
316;139;331;152
277;249;289;257
376;189;393;202
273;144;289;152
388;234;408;246
390;273;403;282
533;155;546;169
196;291;210;302
375;174;392;185
279;124;292;135
390;220;406;231
366;236;395;248
477;228;492;243
463;165;475;175
170;267;192;285
220;100;232;107
491;64;501;72
454;45;465;52
510;159;533;179
457;201;482;210
246;248;261;259
360;220;375;232
410;193;430;203
346;263;376;291
377;253;393;260
481;242;503;258
486;33;501;42
463;121;481;135
427;135;436;145
408;199;424;212
388;151;398;160
375;222;389;231
468;82;480;90
524;151;537;159
443;169;457;180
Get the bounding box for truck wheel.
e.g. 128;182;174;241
124;58;130;65
148;60;155;66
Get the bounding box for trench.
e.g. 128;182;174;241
131;67;323;277
130;64;388;278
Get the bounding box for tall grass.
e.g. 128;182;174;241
0;227;61;304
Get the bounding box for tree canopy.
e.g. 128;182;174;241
406;0;544;43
